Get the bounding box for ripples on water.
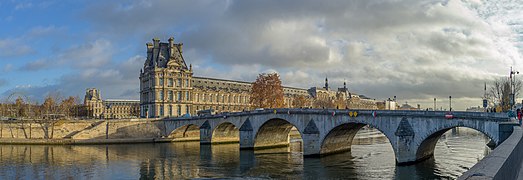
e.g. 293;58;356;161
0;127;490;179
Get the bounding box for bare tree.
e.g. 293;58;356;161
250;73;285;108
15;97;27;118
40;94;63;139
60;96;79;118
487;77;522;112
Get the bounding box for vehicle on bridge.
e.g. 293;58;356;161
197;109;214;116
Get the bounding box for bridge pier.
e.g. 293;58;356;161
200;121;212;144
239;119;254;149
302;120;321;156
394;117;418;165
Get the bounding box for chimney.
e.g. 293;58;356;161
152;38;160;66
168;37;174;47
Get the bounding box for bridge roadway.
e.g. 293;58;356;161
160;108;515;165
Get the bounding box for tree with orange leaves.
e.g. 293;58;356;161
250;73;285;108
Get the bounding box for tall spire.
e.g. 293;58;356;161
324;76;329;90
344;79;347;89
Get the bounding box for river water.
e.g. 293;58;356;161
0;127;490;179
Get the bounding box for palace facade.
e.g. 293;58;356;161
84;88;140;119
139;37;377;118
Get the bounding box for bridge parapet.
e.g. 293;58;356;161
162;108;510;122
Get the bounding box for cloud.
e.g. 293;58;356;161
25;25;66;38
3;0;521;110
19;39;113;71
14;2;32;10
4;55;144;102
0;38;34;57
19;59;50;71
77;0;523;110
2;64;13;73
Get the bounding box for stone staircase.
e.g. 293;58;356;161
65;121;105;139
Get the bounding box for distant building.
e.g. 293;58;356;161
398;102;418;110
377;98;398;110
84;88;140;119
139;37;378;118
466;106;484;112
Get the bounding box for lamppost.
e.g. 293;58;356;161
510;67;519;110
434;98;436;111
449;96;452;111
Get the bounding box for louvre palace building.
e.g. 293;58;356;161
137;37;377;118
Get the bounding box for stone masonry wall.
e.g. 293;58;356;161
0;120;162;140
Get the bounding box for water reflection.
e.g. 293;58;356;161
0;127;491;179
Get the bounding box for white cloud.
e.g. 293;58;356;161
0;38;34;57
20;39;113;71
14;2;32;10
4;0;523;110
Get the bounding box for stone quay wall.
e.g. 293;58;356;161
0;119;170;144
459;126;523;180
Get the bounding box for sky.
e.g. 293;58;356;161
0;0;522;110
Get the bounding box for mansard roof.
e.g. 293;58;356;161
144;37;187;70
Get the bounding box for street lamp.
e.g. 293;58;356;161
434;98;436;111
510;67;519;110
449;96;452;112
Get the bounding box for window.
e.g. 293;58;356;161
177;79;181;87
185;79;189;87
186;92;190;101
177;105;182;116
159;91;164;100
168;91;173;101
186;105;190;114
168;78;173;87
210;94;213;102
177;91;182;101
159;78;164;86
169;105;173;116
159;105;164;116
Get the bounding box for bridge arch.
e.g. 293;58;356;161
211;122;239;144
320;122;397;157
416;124;496;162
168;124;200;142
253;118;302;150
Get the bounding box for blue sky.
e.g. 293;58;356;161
0;0;522;110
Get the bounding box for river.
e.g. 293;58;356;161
0;127;490;179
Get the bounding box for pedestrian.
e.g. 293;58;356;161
518;108;522;126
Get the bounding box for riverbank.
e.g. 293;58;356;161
0;119;171;143
0;138;176;145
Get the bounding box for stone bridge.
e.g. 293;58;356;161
159;108;515;165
